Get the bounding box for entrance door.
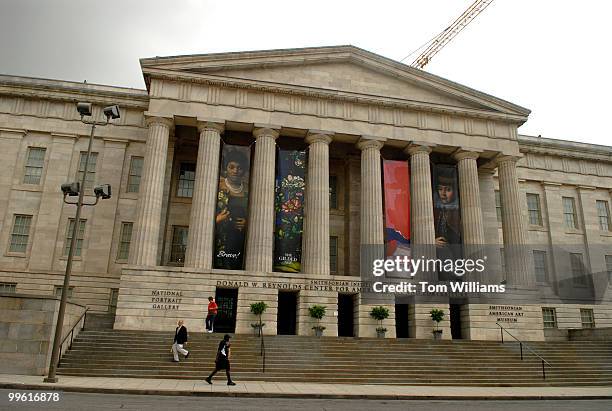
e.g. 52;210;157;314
214;288;238;333
337;294;354;337
277;291;298;335
450;303;462;339
395;303;410;338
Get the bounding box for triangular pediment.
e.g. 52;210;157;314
141;46;530;118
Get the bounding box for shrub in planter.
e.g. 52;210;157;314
430;308;445;340
309;305;326;337
370;306;390;338
250;301;268;336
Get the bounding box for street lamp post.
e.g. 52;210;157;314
44;103;120;383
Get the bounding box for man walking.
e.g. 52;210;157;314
172;320;190;362
205;334;235;385
205;296;218;333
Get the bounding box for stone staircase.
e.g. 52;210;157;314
57;330;612;386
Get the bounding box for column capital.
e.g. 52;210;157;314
496;154;523;166
357;137;385;151
144;114;174;129
452;148;482;162
196;118;225;134
253;125;280;139
306;130;333;145
404;142;434;156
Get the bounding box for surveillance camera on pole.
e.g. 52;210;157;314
103;105;120;120
61;182;80;197
94;184;111;200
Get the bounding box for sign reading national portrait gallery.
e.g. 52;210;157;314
214;143;251;270
273;149;306;272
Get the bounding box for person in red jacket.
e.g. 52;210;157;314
206;296;218;333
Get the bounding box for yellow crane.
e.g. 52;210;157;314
404;0;494;69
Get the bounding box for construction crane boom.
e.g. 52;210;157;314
410;0;494;69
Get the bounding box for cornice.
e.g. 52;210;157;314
0;76;149;109
519;136;612;163
143;68;527;124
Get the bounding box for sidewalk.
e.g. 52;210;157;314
1;374;611;400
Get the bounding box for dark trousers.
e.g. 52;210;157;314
208;360;231;381
206;314;216;331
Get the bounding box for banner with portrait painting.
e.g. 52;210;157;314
383;160;411;257
273;149;306;272
432;164;462;278
213;144;251;270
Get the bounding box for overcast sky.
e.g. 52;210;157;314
1;0;610;146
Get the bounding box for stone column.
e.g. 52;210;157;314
497;155;534;287
130;115;173;266
184;120;224;269
453;150;485;245
357;138;385;278
405;143;436;245
245;125;280;272
302;131;333;275
357;138;385;245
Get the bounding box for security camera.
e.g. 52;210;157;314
61;182;80;196
76;102;92;117
93;184;111;199
103;105;120;120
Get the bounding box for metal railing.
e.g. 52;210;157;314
259;327;266;373
496;322;551;379
59;308;88;358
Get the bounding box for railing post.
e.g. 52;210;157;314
542;360;546;380
500;327;503;343
520;342;523;360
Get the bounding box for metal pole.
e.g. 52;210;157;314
45;121;96;383
520;342;523;360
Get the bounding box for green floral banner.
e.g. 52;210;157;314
273;149;306;272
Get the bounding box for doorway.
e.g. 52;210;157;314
450;303;462;339
277;291;298;335
214;288;238;333
337;294;355;337
395;303;410;338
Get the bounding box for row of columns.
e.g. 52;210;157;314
130;116;530;286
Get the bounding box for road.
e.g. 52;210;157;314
1;389;611;411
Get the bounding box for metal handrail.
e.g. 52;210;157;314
496;322;551;379
259;324;266;373
59;308;88;356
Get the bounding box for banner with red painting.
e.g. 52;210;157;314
383;160;411;257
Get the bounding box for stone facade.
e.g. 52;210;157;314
0;46;611;341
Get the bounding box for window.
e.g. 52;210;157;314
580;308;595;328
170;226;188;265
108;288;119;314
329;175;338;209
116;222;133;261
526;193;543;226
64;219;86;257
54;286;74;299
23;147;46;184
542;307;557;329
562;197;578;229
533;250;548;283
127;156;144;193
596;200;611;232
77;152;98;190
570;253;587;286
9;214;32;253
605;255;612;284
0;283;17;293
330;236;338;274
495;190;502;223
177;163;195;197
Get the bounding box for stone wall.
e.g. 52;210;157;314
0;293;86;375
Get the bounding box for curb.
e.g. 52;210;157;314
2;383;611;400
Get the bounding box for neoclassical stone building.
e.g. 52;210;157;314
0;46;610;341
